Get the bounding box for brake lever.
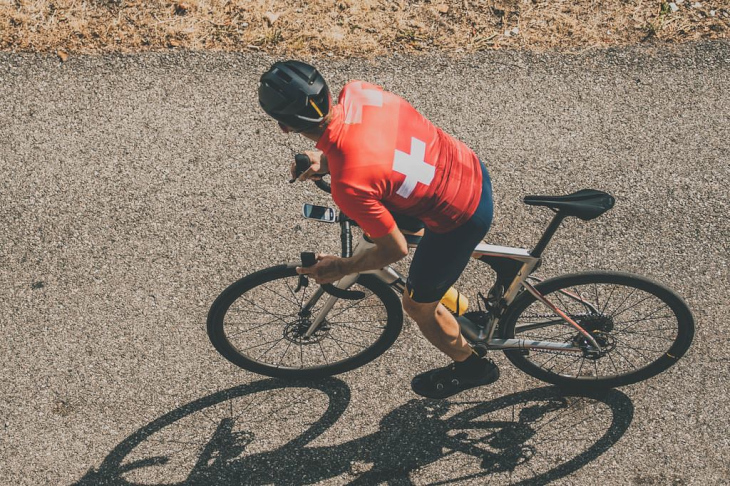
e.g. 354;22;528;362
294;274;308;293
300;252;365;300
289;154;312;183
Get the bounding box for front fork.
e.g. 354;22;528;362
302;273;360;338
300;230;376;338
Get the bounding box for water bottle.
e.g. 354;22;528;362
440;286;468;316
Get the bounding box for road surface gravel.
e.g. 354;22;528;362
1;41;728;485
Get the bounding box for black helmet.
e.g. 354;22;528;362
258;60;331;132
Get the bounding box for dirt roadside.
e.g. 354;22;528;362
1;1;728;58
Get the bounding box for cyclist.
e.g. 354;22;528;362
258;60;498;399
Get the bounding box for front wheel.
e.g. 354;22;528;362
500;271;694;390
207;265;403;379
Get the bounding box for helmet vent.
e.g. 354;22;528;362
288;64;310;82
276;70;293;83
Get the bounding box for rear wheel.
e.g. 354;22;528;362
500;271;694;390
207;265;403;379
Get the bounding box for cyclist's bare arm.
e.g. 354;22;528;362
296;228;408;284
291;151;329;182
342;228;408;273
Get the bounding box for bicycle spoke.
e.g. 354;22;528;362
618;328;677;339
257;337;285;359
615;304;672;332
225;317;283;338
536;352;563;372
611;346;640;370
325;334;351;358
607;350;621;375
553;290;572;315
286;278;308;311
325;301;381;320
614;314;675;326
611;338;656;360
607;285;636;314
227;307;286;317
565;285;592;312
326;335;368;349
239;337;285;352
318;340;329;364
599;284;619;316
260;281;301;308
610;293;654;321
550;354;583;376
237;294;291;321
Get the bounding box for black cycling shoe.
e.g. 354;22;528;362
411;359;500;399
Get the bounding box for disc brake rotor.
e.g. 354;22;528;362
573;314;617;359
283;319;331;344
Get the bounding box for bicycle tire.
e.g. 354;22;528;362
499;271;694;390
207;265;403;379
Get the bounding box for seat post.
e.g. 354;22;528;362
530;213;565;258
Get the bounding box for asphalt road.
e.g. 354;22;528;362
1;41;729;485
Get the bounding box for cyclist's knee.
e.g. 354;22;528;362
402;291;438;322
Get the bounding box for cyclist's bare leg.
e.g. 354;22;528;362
402;293;472;362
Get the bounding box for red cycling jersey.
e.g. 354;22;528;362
316;81;483;238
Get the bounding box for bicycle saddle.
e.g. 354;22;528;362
523;189;615;220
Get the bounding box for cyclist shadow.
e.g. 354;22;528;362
76;378;633;486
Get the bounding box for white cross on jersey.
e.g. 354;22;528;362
393;137;434;198
344;82;383;124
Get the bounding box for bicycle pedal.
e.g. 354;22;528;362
472;343;488;358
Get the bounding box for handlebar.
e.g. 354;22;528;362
289;154;332;193
300;252;364;300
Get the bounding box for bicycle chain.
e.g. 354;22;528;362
528;347;584;358
521;312;579;319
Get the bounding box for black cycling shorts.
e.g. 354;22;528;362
405;161;493;303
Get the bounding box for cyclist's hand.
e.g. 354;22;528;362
296;254;345;284
290;151;328;182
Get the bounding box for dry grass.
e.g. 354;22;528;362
0;0;728;56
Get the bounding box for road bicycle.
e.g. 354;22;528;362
207;155;694;390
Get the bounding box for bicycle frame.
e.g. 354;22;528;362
298;211;603;354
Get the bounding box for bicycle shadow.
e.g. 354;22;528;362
75;378;633;485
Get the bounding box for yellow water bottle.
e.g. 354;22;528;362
441;287;468;316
